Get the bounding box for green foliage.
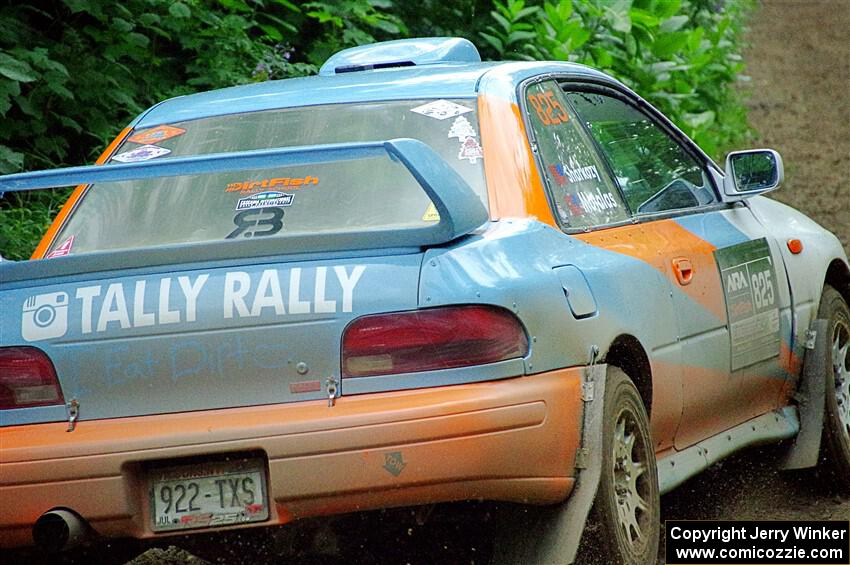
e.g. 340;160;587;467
0;0;404;260
0;0;752;261
477;0;753;156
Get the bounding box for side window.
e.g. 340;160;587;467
525;81;629;229
566;91;717;215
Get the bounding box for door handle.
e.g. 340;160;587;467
672;257;694;286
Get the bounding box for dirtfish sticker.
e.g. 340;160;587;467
46;235;75;259
112;145;171;163
411;99;473;120
128;125;186;145
19;266;366;342
226;176;318;194
236;191;294;211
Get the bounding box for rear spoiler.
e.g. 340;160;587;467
0;139;488;283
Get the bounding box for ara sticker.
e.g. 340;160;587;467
128;125;186;145
422;202;440;222
411;99;473;120
458;137;483;163
226;176;318;195
46;235;74;259
235;191;294;211
714;238;780;371
112;145;171;163
448;115;477;140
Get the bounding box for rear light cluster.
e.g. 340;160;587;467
0;347;64;410
342;305;529;378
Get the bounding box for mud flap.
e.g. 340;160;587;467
781;319;829;470
492;363;607;565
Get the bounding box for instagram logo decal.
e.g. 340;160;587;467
21;292;69;342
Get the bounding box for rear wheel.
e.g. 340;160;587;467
818;285;850;490
579;367;659;565
489;367;659;565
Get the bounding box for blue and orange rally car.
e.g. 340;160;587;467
1;37;849;564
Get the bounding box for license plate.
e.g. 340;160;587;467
149;457;269;532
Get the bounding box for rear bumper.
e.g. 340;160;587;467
0;367;584;548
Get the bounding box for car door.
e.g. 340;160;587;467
564;87;792;449
522;79;685;454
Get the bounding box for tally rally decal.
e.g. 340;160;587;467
714;238;781;371
226;176;318;194
112;145;171;163
235;191;294;211
410;99;473;120
19;266;366;342
46;235;75;259
128;125;186;145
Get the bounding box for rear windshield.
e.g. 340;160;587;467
48;99;487;255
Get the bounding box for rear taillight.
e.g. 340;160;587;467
342;305;529;378
0;347;64;410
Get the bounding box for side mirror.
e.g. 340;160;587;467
722;149;783;201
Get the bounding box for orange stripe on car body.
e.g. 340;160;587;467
575;220;727;321
478;94;557;226
31;127;132;260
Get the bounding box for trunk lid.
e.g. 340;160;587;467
1;251;422;422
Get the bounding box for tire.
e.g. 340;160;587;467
578;367;660;565
489;367;659;565
817;285;850;491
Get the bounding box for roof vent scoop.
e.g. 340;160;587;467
319;37;481;76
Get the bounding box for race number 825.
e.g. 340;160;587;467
751;269;775;309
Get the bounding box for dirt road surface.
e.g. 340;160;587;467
749;0;850;257
661;0;850;534
2;1;848;564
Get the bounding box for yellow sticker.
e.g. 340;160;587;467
422;202;440;222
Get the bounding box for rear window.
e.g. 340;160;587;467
48;99;487;255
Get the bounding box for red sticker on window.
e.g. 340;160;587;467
128;125;186;145
46;236;74;258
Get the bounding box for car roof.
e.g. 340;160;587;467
131;61;614;129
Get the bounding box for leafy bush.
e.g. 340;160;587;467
0;0;404;260
0;0;752;260
478;0;753;156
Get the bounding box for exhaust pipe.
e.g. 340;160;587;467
32;509;87;552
